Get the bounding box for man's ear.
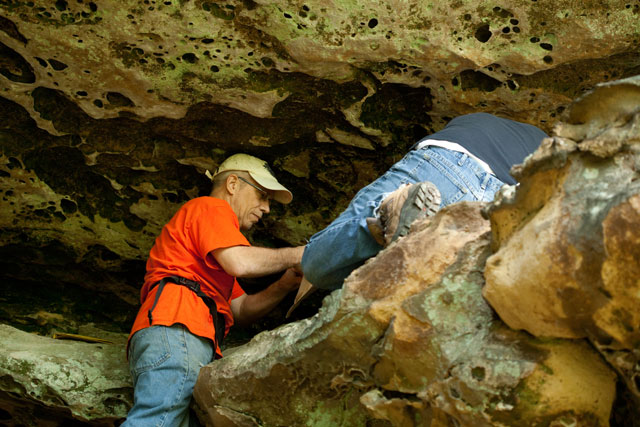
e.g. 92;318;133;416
225;173;239;195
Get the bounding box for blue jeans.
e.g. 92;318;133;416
301;146;505;289
122;325;214;427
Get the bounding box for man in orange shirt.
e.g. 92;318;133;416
123;154;305;426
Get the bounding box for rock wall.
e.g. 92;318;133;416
194;203;618;426
1;0;640;306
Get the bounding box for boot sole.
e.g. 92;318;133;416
390;182;441;243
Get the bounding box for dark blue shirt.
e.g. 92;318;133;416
414;113;547;185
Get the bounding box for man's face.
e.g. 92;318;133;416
233;175;271;231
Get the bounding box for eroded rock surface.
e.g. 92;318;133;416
194;203;616;426
483;76;640;402
2;0;640;310
0;324;131;425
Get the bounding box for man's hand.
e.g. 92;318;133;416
231;267;303;326
275;268;303;293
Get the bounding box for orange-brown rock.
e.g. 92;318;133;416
484;76;640;401
194;203;616;426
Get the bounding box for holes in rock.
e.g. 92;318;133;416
507;79;517;90
540;43;553;51
202;38;214;44
7;157;22;169
502;27;510;33
471;366;486;381
452;77;459;86
181;52;198;63
0;408;11;420
93;99;103;108
48;58;68;70
34;208;50;218
60;199;77;214
55;0;67;11
450;388;460;398
283;12;292;18
530;36;540;43
459;69;501;92
163;192;178;203
474;24;492;43
98;246;120;261
35;57;48;67
261;57;275;67
76;91;87;96
368;18;378;28
464;13;472;20
89;2;98;12
210;65;219;72
0;42;36;83
0;15;28;44
106;92;134;107
543;55;553;64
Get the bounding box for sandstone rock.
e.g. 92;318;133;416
2;1;640;349
0;325;131;425
194;203;616;426
483;76;640;400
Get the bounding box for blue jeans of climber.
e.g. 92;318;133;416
122;325;213;427
301;145;505;290
300;113;547;290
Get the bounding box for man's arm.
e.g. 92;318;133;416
211;245;305;278
230;268;302;326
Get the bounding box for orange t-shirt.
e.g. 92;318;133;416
128;196;249;357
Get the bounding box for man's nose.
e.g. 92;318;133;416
261;199;270;214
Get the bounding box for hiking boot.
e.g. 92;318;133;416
367;181;441;246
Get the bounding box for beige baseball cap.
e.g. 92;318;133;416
206;154;293;204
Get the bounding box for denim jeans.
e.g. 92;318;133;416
122;325;214;427
301;146;505;290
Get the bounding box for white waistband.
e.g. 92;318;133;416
415;139;494;175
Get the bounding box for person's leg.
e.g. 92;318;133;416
122;325;214;427
301;146;504;290
302;148;433;290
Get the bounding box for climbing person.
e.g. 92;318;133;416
123;154;305;426
290;113;548;312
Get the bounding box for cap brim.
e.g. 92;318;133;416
285;276;317;318
248;171;293;204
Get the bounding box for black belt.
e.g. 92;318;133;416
147;275;226;349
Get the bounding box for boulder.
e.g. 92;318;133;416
483;76;640;400
194;203;616;426
0;325;132;425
